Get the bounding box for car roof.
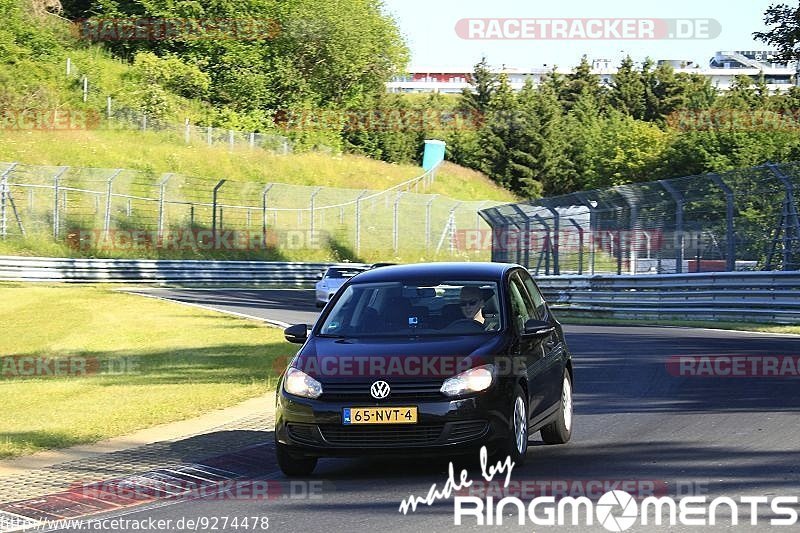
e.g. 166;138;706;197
348;262;518;283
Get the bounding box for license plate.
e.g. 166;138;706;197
342;407;417;425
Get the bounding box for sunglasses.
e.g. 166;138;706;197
460;299;480;307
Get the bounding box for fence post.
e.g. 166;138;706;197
157;173;172;238
207;126;213;146
184;119;191;144
765;163;800;271
104;170;123;237
436;202;461;254
52;166;68;239
542;205;561;275
393;192;405;252
141;113;147;131
710;173;736;271
310;187;321;237
106;96;112;119
355;190;368;254
568;218;584;275
660;180;685;273
261;184;274;238
617;186;641;275
82;76;88;103
249;132;255;149
211;180;226;234
228;130;234;151
0;164;15;239
476;201;489;231
425;196;437;250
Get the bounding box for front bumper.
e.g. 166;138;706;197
275;384;512;458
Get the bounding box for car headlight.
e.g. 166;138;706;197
284;367;323;399
441;364;495;397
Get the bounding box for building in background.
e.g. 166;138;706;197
387;51;796;94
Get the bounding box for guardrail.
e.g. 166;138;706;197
2;257;799;324
536;271;800;324
0;256;367;285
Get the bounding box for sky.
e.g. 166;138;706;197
382;0;779;71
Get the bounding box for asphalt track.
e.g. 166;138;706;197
55;289;800;532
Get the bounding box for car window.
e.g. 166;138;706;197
508;276;533;332
325;268;363;279
318;280;502;337
519;271;547;319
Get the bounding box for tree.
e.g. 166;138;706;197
754;3;800;87
562;55;604;111
479;74;517;189
459;57;498;116
754;3;800;62
506;79;542;197
85;0;409;113
562;90;603;190
720;74;758;109
610;55;645;119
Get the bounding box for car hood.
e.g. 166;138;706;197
293;334;505;381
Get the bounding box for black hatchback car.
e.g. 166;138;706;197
275;262;573;476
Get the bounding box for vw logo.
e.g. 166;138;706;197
370;380;390;399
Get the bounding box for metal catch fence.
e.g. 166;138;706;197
481;162;800;275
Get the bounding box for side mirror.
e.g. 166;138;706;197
523;319;555;337
284;324;309;344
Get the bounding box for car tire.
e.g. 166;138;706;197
540;372;573;445
276;441;318;477
494;383;528;466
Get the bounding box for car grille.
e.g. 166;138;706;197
319;425;443;447
320;380;445;401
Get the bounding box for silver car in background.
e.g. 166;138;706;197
315;266;368;307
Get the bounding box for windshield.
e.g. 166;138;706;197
318;281;502;337
325;268;363;279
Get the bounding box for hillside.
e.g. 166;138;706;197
0;129;515;202
0;1;517;263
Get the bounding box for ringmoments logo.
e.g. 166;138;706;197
453;490;799;529
397;448;798;530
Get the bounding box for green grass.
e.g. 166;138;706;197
0;129;514;263
0;283;294;459
559;316;800;335
0;129;515;202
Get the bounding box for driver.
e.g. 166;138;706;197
459;286;486;325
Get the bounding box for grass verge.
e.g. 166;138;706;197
0;283;293;459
